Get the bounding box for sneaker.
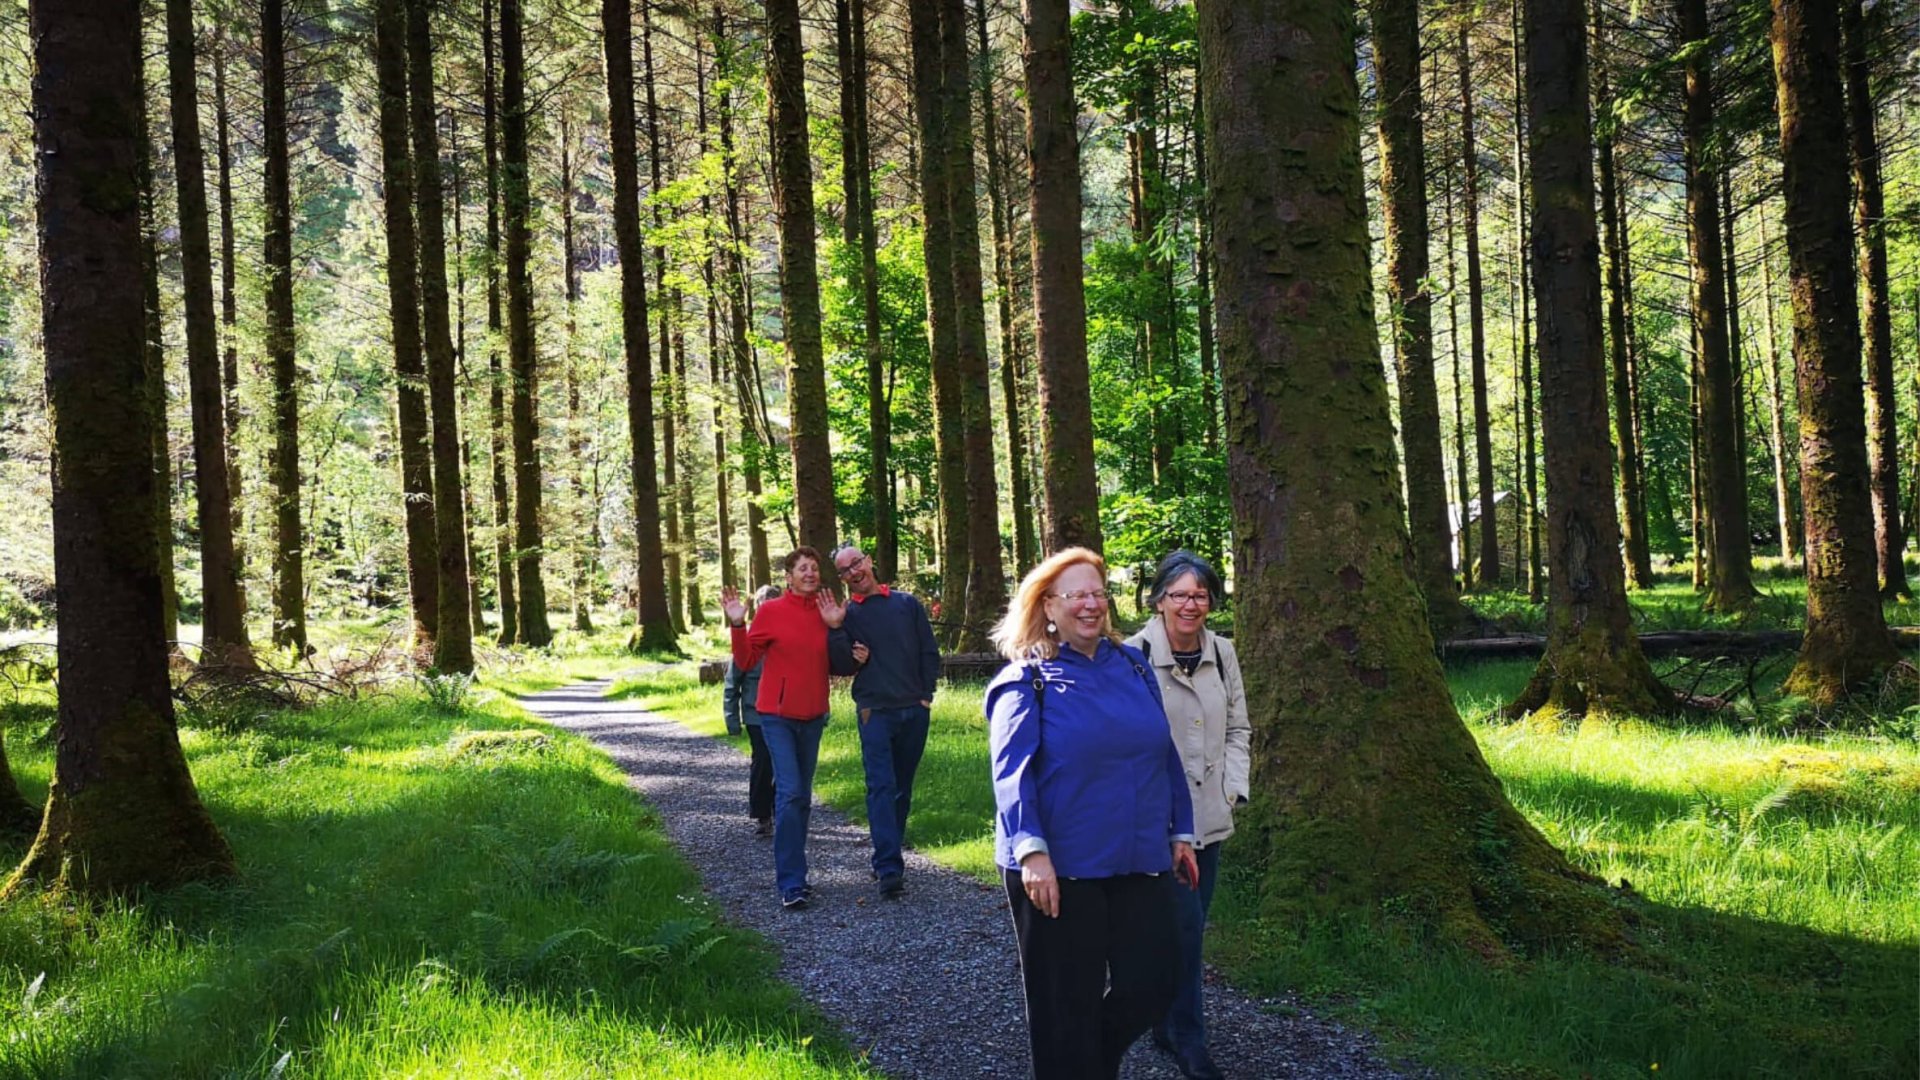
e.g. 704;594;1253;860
781;890;809;911
877;874;904;899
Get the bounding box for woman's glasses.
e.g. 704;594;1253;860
1163;590;1211;608
1048;589;1109;604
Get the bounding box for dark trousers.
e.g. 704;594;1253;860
857;704;930;878
744;723;774;822
1155;841;1222;1055
1004;868;1179;1080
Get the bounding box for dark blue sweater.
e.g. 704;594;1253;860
830;587;942;710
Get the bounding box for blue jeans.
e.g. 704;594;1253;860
857;704;930;879
1156;841;1222;1056
759;713;826;896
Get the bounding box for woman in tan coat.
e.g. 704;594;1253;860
1125;550;1249;1080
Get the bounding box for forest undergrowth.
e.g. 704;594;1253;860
0;626;869;1079
619;635;1920;1079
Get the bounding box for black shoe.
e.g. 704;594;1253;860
877;874;904;898
781;890;809;911
1173;1048;1224;1080
753;817;771;837
1151;1030;1177;1057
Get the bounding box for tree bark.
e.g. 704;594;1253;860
1842;0;1909;599
1196;0;1618;956
166;0;252;666
501;0;551;645
482;0;517;643
1371;0;1466;635
765;0;838;558
715;9;772;589
696;32;737;594
1595;25;1651;589
262;0;305;653
1510;0;1542;602
937;0;1006;647
1771;0;1902;706
137;97;177;649
1023;0;1102;554
1681;0;1756;611
1458;23;1500;585
603;0;676;653
374;0;439;652
1505;0;1672;719
1758;210;1800;564
975;0;1036;578
408;0;475;671
212;31;246;608
910;0;971;629
640;4;686;634
10;0;234;897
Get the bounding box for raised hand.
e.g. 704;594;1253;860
720;585;747;626
817;590;847;629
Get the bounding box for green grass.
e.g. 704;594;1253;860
1462;555;1920;634
619;656;1919;1079
0;668;872;1078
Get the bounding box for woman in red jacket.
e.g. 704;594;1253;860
721;547;852;909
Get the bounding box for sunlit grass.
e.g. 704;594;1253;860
620;654;1919;1079
0;671;871;1079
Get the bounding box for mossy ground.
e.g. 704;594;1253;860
625;647;1918;1079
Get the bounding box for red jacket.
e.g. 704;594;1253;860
731;591;842;720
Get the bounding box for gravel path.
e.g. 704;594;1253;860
522;676;1422;1080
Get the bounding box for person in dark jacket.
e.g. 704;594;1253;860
987;546;1198;1079
722;584;783;836
721;549;854;910
830;542;941;898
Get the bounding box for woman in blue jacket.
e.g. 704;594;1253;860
987;546;1198;1079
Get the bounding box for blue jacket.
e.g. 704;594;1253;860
987;639;1195;877
722;659;766;732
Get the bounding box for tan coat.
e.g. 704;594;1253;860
1125;616;1250;848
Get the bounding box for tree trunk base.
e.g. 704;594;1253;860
3;766;233;898
1502;626;1674;721
1782;626;1905;709
626;623;681;657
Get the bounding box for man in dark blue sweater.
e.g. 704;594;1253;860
831;542;942;898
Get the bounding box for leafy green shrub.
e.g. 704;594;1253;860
418;671;477;713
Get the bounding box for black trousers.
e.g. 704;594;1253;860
745;723;775;821
1003;868;1179;1079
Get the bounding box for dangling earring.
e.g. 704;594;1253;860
1046;620;1057;635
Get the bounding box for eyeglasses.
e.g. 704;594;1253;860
1047;589;1109;604
835;555;869;579
1163;590;1211;608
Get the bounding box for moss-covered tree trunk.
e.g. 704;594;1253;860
1370;0;1466;635
764;0;837;559
1758;211;1802;565
502;0;551;646
936;0;1006;648
1595;62;1651;589
1022;0;1102;554
1505;0;1672;720
1508;0;1544;604
262;0;306;654
1771;0;1903;707
373;0;439;653
559;122;594;636
167;0;253;668
975;0;1035;578
909;0;971;631
1681;0;1756;613
694;38;738;595
481;0;517;645
1841;0;1910;600
1457;22;1501;586
601;0;675;653
1197;0;1620;958
11;0;234;897
135;97;178;650
407;0;475;672
639;6;686;635
1441;122;1474;590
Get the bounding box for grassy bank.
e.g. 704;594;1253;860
615;657;1919;1078
0;660;870;1078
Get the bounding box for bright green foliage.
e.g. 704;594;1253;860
0;673;867;1078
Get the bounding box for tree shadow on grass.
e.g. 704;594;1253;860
0;724;873;1079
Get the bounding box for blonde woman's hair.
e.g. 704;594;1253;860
990;546;1121;662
